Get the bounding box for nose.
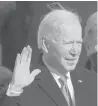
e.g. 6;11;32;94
69;49;77;57
69;42;78;57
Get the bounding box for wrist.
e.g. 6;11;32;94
6;84;23;96
10;83;23;92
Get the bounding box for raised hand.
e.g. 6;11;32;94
10;45;41;90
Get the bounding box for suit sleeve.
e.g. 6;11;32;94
0;82;21;106
0;67;21;106
0;93;21;106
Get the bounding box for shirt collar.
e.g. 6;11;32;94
66;72;70;79
51;72;70;81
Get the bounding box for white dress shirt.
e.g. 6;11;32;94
51;72;75;101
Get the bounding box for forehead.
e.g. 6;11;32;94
56;23;82;41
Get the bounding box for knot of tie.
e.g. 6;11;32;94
59;76;69;94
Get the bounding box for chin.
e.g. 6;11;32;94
62;61;76;71
64;65;76;72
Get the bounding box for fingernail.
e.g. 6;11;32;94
28;45;30;48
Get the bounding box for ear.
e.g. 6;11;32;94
42;38;48;53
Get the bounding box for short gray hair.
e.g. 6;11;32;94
37;2;81;49
84;11;97;56
84;12;97;43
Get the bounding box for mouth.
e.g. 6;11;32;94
63;57;77;66
64;58;76;61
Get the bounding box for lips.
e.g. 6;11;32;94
66;59;77;66
64;58;76;61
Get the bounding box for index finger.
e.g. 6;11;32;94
27;45;32;67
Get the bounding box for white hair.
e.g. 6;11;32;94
84;12;97;43
84;11;97;56
37;2;81;50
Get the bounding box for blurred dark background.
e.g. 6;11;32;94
0;1;97;71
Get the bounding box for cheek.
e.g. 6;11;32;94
56;46;70;57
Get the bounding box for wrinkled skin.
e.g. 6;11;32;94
43;22;82;75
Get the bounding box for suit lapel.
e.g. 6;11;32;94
70;66;84;88
36;65;68;106
70;67;85;106
35;57;84;106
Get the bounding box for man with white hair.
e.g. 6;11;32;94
0;3;97;106
84;11;97;72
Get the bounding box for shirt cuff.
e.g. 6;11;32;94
6;84;23;97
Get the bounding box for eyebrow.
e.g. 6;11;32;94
62;40;83;43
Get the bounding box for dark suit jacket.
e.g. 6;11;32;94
0;66;12;99
0;63;97;106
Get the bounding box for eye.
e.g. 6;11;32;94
61;40;73;45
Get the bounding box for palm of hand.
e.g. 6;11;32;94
11;46;41;89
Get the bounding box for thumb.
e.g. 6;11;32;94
29;69;41;83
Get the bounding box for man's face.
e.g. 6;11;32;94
46;23;82;72
84;27;97;56
84;20;97;72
